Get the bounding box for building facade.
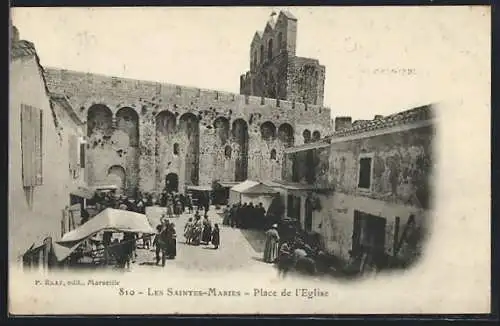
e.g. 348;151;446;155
239;11;326;106
9;27;87;265
42;11;331;197
281;105;435;266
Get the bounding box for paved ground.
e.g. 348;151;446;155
130;207;274;274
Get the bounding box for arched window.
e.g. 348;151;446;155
173;143;179;155
260;121;276;141
270;149;277;160
303;129;311;143
253;50;257;68
312;131;321;141
278;32;283;50
260;45;264;63
268;39;273;60
224;145;232;159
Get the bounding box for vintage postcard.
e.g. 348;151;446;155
8;6;491;315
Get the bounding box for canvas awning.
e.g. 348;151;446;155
186;185;212;192
91;185;118;191
22;234;52;257
266;180;334;192
230;180;278;195
53;208;155;261
70;186;95;200
218;182;239;188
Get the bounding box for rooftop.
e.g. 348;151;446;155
285;104;435;154
329;104;434;138
11;40;37;60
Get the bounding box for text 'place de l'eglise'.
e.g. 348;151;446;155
10;10;434;279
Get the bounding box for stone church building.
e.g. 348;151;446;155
43;11;332;196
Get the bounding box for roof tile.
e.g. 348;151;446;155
331;105;434;138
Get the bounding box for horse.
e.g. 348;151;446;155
277;247;318;278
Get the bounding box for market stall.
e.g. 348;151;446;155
53;208;155;264
228;180;279;210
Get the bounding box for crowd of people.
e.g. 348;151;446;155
89;190;199;218
81;188;205;269
183;211;220;249
153;218;177;267
83;188;337;275
262;223;329;278
222;202;271;230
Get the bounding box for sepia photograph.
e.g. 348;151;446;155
8;6;490;315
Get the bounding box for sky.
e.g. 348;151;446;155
11;6;489;121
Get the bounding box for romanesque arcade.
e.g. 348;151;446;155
86;104;299;194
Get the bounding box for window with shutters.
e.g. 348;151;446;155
357;153;374;190
21;104;43;188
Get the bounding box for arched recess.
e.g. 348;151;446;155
155;110;176;136
87;104;113;137
179;113;200;185
165;173;179;193
303;129;311;144
155;110;177;190
270;149;277;160
278;123;295;148
312;130;321;141
224;145;232;159
260;121;276;141
213;116;230;144
260;45;264;63
268;39;273;60
116;107;139;147
232;118;249;181
107;165;126;193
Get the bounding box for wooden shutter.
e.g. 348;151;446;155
34;108;43;185
80;142;86;168
68;135;78;172
21;105;35;187
21;104;43;186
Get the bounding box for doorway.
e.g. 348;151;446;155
107;165;126;194
352;210;387;255
165;173;179;193
304;197;313;232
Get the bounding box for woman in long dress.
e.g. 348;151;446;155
201;217;212;244
263;224;280;263
184;218;194;244
192;216;203;246
165;222;177;259
211;224;220;249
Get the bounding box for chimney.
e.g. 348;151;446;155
335;117;352;131
10;24;20;43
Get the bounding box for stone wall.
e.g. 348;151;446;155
43;68;332;193
287;57;326;106
328;126;434;209
283;123;434;264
